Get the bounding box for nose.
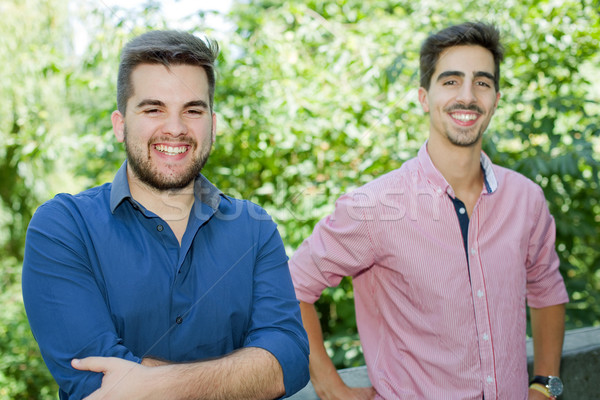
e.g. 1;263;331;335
456;82;476;105
162;113;188;137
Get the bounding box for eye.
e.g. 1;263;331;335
186;109;205;117
143;108;161;114
443;80;458;86
476;81;492;88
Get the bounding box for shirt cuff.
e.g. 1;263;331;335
244;329;310;398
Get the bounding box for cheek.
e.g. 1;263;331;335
483;94;499;112
127;121;156;140
193;121;215;139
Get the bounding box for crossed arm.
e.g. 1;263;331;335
23;200;309;399
72;347;285;400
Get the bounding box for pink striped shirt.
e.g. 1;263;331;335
289;143;568;400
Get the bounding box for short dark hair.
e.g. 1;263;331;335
419;22;504;91
117;30;219;114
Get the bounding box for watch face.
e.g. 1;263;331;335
548;376;564;396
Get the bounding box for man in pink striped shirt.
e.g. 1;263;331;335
289;22;568;400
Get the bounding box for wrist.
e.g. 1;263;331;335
310;370;349;399
529;383;555;399
529;375;563;398
141;357;170;367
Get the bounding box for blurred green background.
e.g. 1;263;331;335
1;0;599;397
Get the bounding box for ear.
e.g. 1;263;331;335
211;112;217;143
492;91;501;113
112;110;125;143
418;87;430;113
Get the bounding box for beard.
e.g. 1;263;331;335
445;126;485;147
443;103;488;147
123;125;212;191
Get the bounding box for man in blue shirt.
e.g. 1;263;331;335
22;30;309;400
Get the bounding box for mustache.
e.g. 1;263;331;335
150;137;196;146
444;104;484;114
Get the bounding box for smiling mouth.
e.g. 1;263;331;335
450;112;478;122
154;144;189;155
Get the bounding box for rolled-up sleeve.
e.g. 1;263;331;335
525;188;569;307
243;204;310;397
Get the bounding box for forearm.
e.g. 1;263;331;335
530;303;566;376
299;301;349;398
160;347;285;400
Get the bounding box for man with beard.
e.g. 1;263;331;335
289;22;568;399
22;31;309;400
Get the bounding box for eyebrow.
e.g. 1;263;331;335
436;70;495;82
136;99;165;109
183;100;210;109
135;99;210;109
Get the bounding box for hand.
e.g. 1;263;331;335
72;357;166;400
528;387;553;400
343;386;377;400
315;382;376;400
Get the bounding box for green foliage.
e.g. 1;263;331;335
0;0;598;395
0;258;57;399
0;0;73;260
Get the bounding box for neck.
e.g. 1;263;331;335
426;137;483;195
127;167;195;224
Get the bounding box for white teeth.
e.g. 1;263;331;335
155;144;188;155
451;113;477;122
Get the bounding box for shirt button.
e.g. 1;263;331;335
483;333;489;341
175;316;183;324
157;225;164;232
477;290;484;298
470;247;477;255
459;207;466;214
486;376;494;383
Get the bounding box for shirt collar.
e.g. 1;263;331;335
109;161;227;214
417;141;498;197
479;151;497;193
110;162;131;213
193;173;228;210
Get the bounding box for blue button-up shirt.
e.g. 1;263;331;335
22;162;309;399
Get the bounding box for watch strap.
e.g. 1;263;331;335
530;383;556;399
530;375;550;386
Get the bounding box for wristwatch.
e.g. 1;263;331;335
530;375;564;397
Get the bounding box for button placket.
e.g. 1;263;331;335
467;211;496;397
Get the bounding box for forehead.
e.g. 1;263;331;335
129;63;209;102
434;45;495;78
